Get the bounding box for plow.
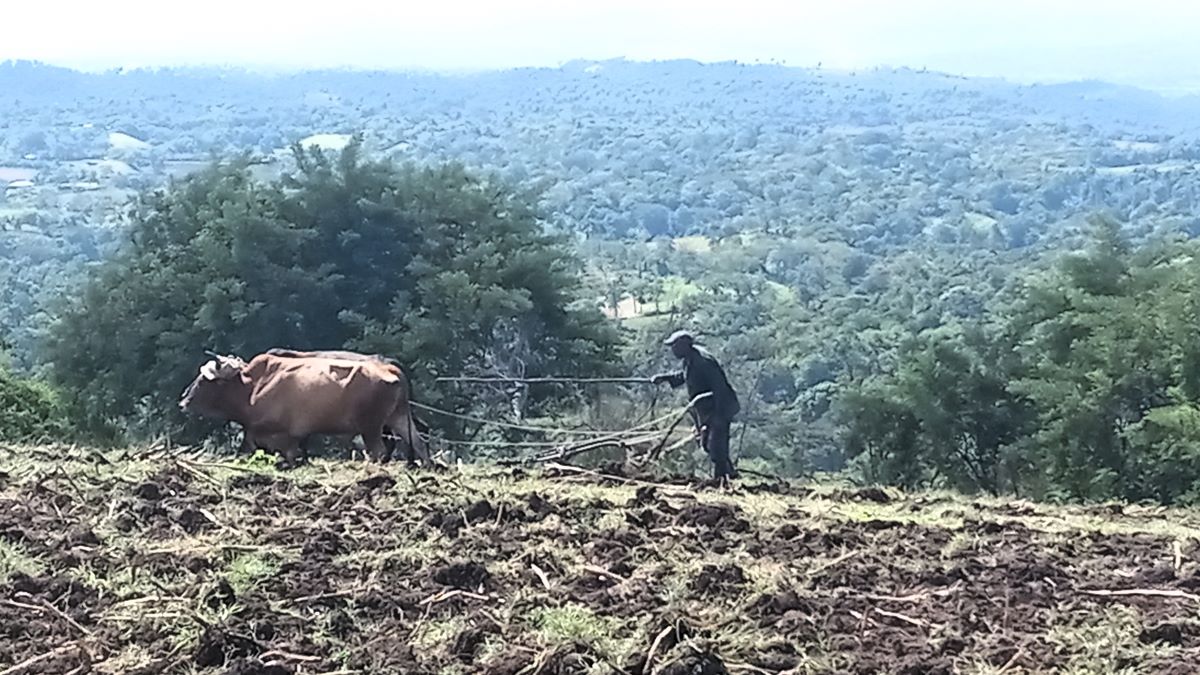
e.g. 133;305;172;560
408;376;715;470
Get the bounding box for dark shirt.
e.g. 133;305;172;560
662;347;740;420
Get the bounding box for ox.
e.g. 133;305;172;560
260;348;428;460
179;352;428;468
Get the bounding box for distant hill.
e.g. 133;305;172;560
5;58;1200;245
3;57;1200;380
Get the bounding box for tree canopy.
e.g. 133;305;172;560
841;217;1200;504
45;141;618;441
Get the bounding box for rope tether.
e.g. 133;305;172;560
408;400;685;437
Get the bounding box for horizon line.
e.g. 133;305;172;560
4;55;1198;98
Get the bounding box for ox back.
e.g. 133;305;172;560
265;348;401;369
258;349;425;462
244;357;394;427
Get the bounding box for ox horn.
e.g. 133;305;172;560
202;350;244;374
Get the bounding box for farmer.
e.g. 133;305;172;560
652;330;741;481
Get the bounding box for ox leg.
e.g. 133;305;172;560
403;433;417;467
277;438;304;470
242;430;307;468
389;407;429;466
362;428;389;464
242;429;278;456
239;431;256;455
382;426;398;462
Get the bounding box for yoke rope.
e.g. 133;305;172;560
409;400;684;437
436;376;655;385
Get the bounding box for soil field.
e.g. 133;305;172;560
3;446;1200;674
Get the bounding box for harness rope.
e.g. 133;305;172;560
436;376;656;385
408;400;685;437
395;393;714;465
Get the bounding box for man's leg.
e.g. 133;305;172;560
707;417;734;480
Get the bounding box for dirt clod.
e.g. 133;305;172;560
482;649;533;675
134;481;163;501
301;528;344;557
206;579;238;609
658;650;728;675
433;561;490;590
526;492;554;516
1141;622;1186;646
175;507;213;534
63;525;101;546
452;627;487;662
632;486;659;505
862;518;903;531
754;589;805;615
465;499;495;522
846;486;893;503
193;628;260;668
691;563;748;596
676;502;749;531
356;473;395;494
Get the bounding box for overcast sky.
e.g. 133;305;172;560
6;0;1199;92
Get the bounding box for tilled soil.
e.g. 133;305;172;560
2;447;1200;674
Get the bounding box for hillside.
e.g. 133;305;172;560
5;62;1200;348
8;60;1200;244
7;60;1200;495
3;446;1200;674
0;62;1196;359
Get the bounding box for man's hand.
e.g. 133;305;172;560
651;373;671;385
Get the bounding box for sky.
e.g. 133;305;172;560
5;0;1200;92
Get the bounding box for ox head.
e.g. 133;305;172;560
179;352;248;418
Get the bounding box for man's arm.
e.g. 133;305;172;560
652;371;685;388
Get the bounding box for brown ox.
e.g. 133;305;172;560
261;348;428;460
179;352;427;467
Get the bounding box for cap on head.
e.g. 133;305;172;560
663;330;695;347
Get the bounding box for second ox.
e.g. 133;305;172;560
179;351;429;467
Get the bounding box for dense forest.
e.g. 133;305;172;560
5;58;1200;503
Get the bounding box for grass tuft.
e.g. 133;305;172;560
224;550;280;595
0;539;45;581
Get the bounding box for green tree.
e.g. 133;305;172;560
45;143;618;444
893;326;1030;495
839;381;924;488
838;324;1030;495
1008;217;1192;502
0;365;67;443
838;215;1200;504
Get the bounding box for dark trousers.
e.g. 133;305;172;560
699;414;736;479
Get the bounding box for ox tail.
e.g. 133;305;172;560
380;356;431;463
395;364;429;463
407;379;430;462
